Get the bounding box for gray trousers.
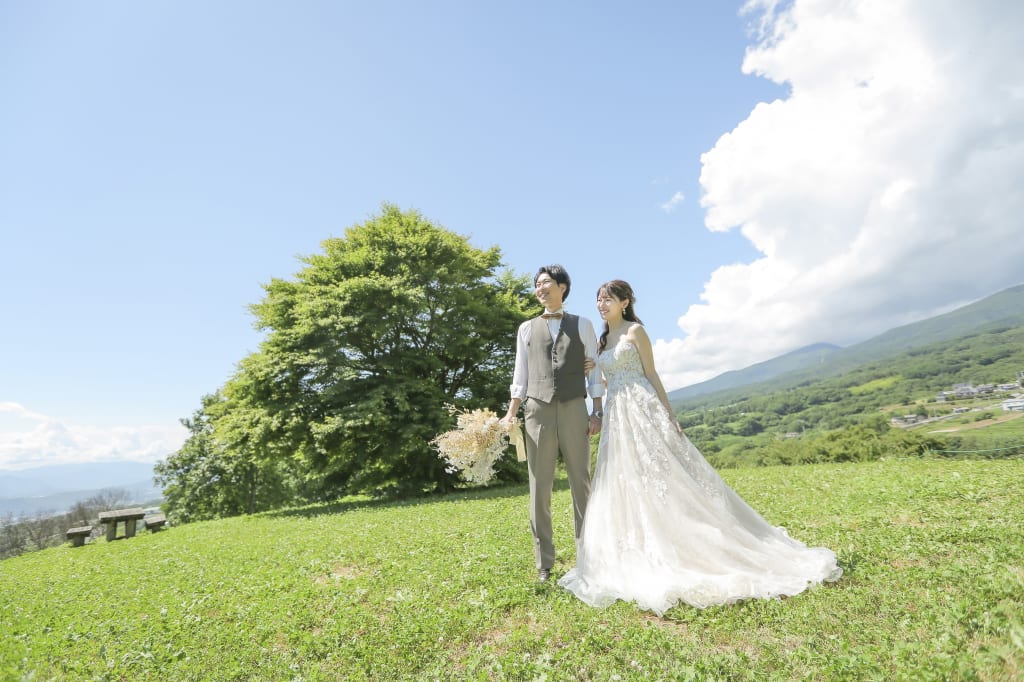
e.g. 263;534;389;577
523;395;591;570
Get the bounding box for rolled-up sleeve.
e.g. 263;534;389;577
579;318;605;399
509;321;531;400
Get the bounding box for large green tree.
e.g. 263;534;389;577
233;204;533;497
154;393;300;523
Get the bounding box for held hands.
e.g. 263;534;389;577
585;356;600;436
661;402;683;435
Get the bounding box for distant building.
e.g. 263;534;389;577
1003;398;1024;412
953;383;977;398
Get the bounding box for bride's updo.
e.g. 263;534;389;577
597;279;643;352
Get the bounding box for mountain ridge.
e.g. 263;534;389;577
669;282;1024;404
0;460;162;519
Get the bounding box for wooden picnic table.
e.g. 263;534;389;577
97;507;146;540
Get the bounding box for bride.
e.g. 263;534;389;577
558;280;842;615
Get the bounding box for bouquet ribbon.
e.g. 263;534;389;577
507;423;527;462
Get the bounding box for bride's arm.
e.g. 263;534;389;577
626;324;677;422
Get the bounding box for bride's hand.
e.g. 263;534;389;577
662;404;683;434
584;357;596;372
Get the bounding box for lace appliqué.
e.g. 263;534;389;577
600;340;721;503
599;339;645;392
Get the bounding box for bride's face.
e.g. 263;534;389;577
596;290;626;321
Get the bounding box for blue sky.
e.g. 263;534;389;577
3;1;1022;469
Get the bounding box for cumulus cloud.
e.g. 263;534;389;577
656;0;1024;390
0;401;51;422
0;402;188;470
660;191;686;212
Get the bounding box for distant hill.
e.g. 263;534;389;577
0;460;162;519
668;342;841;402
669;282;1024;405
818;283;1024;372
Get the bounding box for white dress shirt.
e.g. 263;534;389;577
509;309;605;400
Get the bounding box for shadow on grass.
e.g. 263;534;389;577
262;475;574;520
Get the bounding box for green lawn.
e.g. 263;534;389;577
923;410;1024;454
2;458;1022;681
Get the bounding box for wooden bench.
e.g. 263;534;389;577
66;526;93;547
144;514;167;532
97;507;147;541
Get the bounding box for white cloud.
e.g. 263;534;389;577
660;191;686;212
0;401;51;423
656;0;1024;390
0;402;188;470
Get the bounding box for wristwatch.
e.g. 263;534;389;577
591;411;604;418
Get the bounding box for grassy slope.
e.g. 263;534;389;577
2;459;1023;681
922;412;1024;448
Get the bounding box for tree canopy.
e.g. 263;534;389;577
158;205;535;521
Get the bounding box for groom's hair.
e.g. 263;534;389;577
535;264;572;301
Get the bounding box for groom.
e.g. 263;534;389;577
500;264;604;582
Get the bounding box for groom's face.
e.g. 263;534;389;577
534;274;566;310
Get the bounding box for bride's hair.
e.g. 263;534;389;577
597;279;643;352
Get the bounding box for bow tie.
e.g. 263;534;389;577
541;312;563;320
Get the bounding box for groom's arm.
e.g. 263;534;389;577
580;318;604;400
501;321;531;424
580;318;604;435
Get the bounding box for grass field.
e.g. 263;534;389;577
926;411;1024;435
2;458;1022;681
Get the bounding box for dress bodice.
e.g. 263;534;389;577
598;339;648;391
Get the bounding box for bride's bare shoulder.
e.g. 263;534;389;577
624;322;649;341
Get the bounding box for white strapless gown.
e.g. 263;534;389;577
558;339;842;615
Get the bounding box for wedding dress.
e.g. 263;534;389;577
558;339;842;615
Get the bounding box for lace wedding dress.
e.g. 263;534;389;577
558;339;842;615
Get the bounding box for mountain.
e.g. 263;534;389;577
669;282;1024;404
0;460;159;493
668;342;842;402
0;481;162;519
0;460;162;519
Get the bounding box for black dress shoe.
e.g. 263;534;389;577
538;568;551;583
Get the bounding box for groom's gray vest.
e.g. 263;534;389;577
526;313;587;403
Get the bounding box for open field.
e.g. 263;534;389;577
927;410;1024;434
2;458;1023;680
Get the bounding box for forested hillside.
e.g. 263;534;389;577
668;342;841;402
670;282;1024;403
676;323;1024;468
